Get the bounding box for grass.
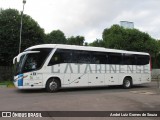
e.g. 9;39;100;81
0;80;15;88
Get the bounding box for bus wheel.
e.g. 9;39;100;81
46;78;60;92
123;78;132;89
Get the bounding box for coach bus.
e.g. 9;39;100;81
13;44;151;92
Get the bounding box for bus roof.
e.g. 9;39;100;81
25;44;149;55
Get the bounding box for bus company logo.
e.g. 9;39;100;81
2;112;11;117
51;64;150;74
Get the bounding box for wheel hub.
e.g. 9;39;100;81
49;81;57;90
125;80;130;87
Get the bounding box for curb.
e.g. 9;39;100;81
0;84;8;88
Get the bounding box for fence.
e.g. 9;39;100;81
0;66;14;82
151;69;160;79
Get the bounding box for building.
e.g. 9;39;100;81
120;21;134;29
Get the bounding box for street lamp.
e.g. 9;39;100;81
19;0;26;53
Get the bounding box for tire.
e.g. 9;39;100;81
123;78;132;89
46;78;60;92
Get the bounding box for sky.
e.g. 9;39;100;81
0;0;160;43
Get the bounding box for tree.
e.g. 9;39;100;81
67;36;85;45
84;42;89;46
102;25;158;54
0;9;45;66
89;39;105;47
152;40;160;68
90;25;159;68
21;15;45;49
45;30;67;44
102;25;126;49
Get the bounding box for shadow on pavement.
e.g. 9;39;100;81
15;84;151;94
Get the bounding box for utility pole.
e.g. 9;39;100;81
19;0;26;53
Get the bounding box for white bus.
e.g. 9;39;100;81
13;44;151;92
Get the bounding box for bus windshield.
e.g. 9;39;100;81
14;48;52;75
23;53;41;73
14;55;25;75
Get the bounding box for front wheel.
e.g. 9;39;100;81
46;78;60;92
123;78;132;89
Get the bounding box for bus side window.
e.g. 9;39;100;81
78;51;91;64
123;54;136;65
48;50;62;65
71;50;92;64
48;49;73;66
108;53;123;64
136;55;149;65
91;52;108;64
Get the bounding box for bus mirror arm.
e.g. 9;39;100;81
13;56;17;64
16;52;26;63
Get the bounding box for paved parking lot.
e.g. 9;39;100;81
0;81;160;120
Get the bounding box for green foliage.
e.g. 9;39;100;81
90;24;159;68
151;40;160;68
0;80;14;88
0;9;45;66
89;39;105;47
1;8;160;69
84;42;89;46
45;30;67;44
67;36;85;45
21;15;45;49
102;25;158;55
103;25;125;49
0;9;19;65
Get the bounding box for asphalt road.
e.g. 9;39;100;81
0;81;160;120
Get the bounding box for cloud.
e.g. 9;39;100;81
1;0;160;42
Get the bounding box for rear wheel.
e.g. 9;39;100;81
123;78;132;89
46;78;60;92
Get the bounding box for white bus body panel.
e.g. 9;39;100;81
13;44;151;90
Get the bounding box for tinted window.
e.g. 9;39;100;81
108;53;122;64
48;49;73;66
123;54;136;65
73;50;92;64
136;55;149;65
91;52;108;64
